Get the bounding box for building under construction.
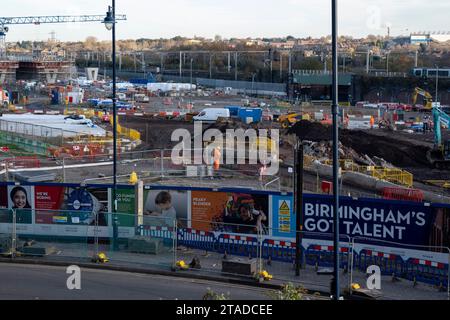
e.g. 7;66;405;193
0;57;73;84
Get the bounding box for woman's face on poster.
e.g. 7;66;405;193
13;190;27;208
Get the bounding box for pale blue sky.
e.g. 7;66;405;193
1;0;449;42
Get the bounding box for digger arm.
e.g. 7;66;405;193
433;107;450;148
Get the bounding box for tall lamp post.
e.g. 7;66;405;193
435;65;439;103
104;1;118;251
331;0;340;300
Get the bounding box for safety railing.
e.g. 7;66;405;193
350;237;450;300
324;158;414;188
1;208;449;299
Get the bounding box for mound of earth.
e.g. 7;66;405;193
288;121;430;168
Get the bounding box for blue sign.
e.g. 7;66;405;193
302;195;435;246
272;195;296;238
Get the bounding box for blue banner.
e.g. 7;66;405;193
302;195;435;246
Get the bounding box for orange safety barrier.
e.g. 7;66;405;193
382;187;424;202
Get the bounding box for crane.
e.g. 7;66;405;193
412;87;433;111
0;14;127;58
428;106;450;168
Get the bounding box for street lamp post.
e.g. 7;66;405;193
252;73;256;96
104;0;118;251
331;0;340;301
435;65;439;103
190;58;193;93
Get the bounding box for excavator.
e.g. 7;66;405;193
428;106;450;169
412;87;433;111
278;112;312;129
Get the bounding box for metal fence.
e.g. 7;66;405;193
162;75;287;96
1;209;448;300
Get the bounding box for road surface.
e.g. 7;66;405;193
0;263;272;300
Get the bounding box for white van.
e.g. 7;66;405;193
193;108;231;122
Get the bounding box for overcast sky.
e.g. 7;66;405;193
1;0;449;42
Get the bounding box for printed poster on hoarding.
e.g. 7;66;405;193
191;191;269;235
34;186;109;226
271;195;295;238
302;195;436;245
115;188;136;227
7;185;34;224
143;188;188;227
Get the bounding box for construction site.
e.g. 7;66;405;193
1;7;450;302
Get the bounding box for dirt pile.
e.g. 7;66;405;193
288;121;431;168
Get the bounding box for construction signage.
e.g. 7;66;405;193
271;195;295;238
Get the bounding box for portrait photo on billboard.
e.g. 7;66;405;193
6;185;34;224
34;186;109;226
191;191;269;235
144;189;188;227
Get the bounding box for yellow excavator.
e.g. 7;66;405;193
412;87;433;111
278;112;310;129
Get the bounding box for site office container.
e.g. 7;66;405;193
238;108;263;124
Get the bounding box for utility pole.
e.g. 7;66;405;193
366;49;370;74
179;51;182;79
288;51;292;75
386;51;390;74
415;50;418;68
234;52;238;81
295;141;304;277
209;53;213;79
280;52;283;80
331;0;340;301
435;65;439;103
190;58;193;92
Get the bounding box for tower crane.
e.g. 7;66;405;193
0;14;127;58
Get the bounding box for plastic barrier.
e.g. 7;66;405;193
217;234;259;258
177;228;216;252
305;244;350;268
356;249;404;276
405;258;449;288
261;239;297;263
138;225;174;240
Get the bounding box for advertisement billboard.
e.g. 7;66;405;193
144;188;188;227
34;186;109;226
302;196;436;246
191;191;269;235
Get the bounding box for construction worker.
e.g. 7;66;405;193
370;115;375;129
213;146;221;175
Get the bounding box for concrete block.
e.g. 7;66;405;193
222;258;257;276
20;246;57;257
128;237;163;254
0;235;12;254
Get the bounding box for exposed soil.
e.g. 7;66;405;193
288;120;430;168
288;120;450;183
